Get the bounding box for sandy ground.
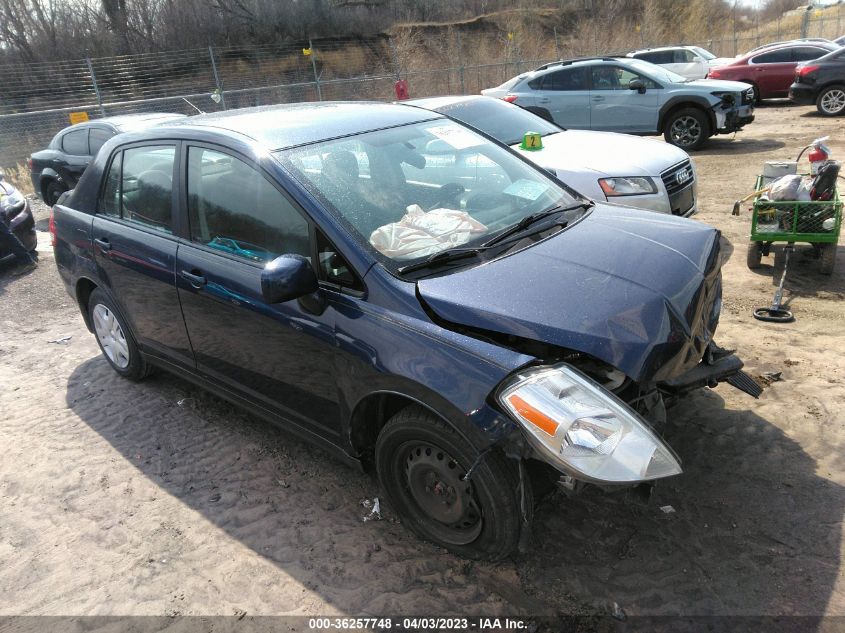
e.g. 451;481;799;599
1;103;844;621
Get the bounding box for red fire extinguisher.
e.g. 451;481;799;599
806;136;831;175
394;79;409;101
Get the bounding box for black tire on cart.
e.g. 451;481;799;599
747;241;763;269
820;243;837;275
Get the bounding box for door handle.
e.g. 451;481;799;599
93;237;111;252
538;97;550;104
592;96;605;102
179;269;207;288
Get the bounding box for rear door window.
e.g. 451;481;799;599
89;128;114;155
752;49;791;64
62;129;89;155
186;146;310;263
792;46;829;62
539;67;588;91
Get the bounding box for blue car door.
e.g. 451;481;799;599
91;142;194;367
174;144;341;440
588;64;660;133
532;67;590;128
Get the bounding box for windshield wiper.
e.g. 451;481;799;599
483;200;594;248
397;246;488;274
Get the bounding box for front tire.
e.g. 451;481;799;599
375;406;529;560
663;107;710;150
88;288;151;381
816;85;845;116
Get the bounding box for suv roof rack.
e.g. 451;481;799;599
534;57;624;71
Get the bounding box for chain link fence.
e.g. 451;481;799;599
2;6;843;186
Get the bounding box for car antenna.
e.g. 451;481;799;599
181;97;205;115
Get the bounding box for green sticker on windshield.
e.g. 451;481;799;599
520;131;543;151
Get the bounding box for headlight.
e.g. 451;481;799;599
0;189;24;212
710;91;737;106
498;364;682;484
598;176;657;197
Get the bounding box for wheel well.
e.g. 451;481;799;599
39;177;54;201
659;102;713;132
349;392;427;469
76;278;98;331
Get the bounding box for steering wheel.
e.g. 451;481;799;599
429;182;465;210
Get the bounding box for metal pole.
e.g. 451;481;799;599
800;7;810;39
456;30;465;95
86;58;105;116
208;46;227;110
309;38;322;101
553;26;561;59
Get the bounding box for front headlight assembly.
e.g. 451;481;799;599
498;364;681;484
598;176;657;197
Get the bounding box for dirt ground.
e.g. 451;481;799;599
1;103;844;622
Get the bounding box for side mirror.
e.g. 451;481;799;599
261;254;318;304
629;78;646;94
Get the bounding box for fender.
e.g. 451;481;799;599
658;96;717;132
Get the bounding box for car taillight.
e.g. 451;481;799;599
49;208;57;247
502;94;518;104
26;158;33;170
798;64;819;77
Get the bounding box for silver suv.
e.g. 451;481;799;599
482;56;755;150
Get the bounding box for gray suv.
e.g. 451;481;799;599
482;57;755;150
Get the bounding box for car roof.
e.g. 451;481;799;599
743;40;836;58
629;45;692;54
533;57;623;72
403;95;479;110
73;112;186;131
155;102;442;150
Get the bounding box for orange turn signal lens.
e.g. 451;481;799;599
507;394;559;437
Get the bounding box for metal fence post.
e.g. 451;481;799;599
208;46;227;110
309;38;322;101
800;8;810;38
456;30;466;95
553;27;561;59
86;58;105;116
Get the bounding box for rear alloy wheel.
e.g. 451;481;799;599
816;85;845;116
375;406;528;560
88;288;151;380
663;108;710;150
45;180;68;206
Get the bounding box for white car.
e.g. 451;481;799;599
404;95;697;217
627;46;733;79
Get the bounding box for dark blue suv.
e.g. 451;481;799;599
51;102;759;559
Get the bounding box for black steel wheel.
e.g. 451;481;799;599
375;406;528;560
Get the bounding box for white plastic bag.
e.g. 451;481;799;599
370;204;488;260
768;174;812;202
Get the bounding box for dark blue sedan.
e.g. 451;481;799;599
51;102;759;559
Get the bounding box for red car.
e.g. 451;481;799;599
707;41;838;102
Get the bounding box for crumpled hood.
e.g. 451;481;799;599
511;130;689;177
418;205;723;384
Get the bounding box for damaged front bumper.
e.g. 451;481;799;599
660;343;762;398
715;105;755;135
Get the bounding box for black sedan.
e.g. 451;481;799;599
28;113;185;205
790;46;845;116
